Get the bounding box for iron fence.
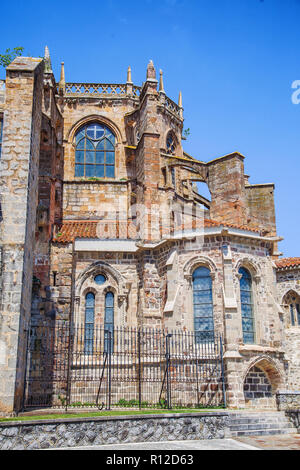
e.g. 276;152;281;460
23;322;226;411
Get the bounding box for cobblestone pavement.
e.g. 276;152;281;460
235;434;300;450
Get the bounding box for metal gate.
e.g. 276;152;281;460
23;321;226;411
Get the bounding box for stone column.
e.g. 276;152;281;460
0;57;44;413
221;244;245;408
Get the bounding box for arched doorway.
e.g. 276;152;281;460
243;358;283;409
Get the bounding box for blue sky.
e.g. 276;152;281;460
1;0;300;256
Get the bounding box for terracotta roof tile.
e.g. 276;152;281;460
275;257;300;269
53;218;263;243
203;219;262;233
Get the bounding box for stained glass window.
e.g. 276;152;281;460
290;304;295;326
104;292;114;353
297;304;300;325
239;267;255;344
94;274;106;285
193;266;214;342
84;292;95;354
283;291;300;327
166;132;176;154
75;123;115;178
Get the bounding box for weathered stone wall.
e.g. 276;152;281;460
245;184;276;236
0;57;44;413
207;154;248;227
276;267;300;389
63;181;128;220
243;365;274;409
0;412;229;449
276;391;300;411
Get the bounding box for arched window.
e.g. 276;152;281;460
104;292;114;352
283;291;300;327
84;292;95;354
239;267;255;344
192;266;214;342
75;123;115;178
166;132;176;154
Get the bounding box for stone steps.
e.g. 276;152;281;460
227;411;298;437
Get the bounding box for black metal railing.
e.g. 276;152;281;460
23;321;226;411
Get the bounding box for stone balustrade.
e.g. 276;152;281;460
57;82;182;119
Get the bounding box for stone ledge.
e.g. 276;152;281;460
0;411;229;428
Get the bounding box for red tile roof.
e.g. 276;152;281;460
203;219;261;233
275;258;300;269
53;219;263;243
53;220;137;243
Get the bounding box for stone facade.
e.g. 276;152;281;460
0;50;299;414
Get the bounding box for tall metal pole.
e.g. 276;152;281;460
166;334;172;409
138;329;142;409
65;242;76;413
220;335;227;408
106;330;112;410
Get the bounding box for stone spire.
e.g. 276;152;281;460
127;66;132;84
178;91;183;118
159;70;165;93
146;59;157;81
44;45;52;73
58;62;65;95
178;91;182;108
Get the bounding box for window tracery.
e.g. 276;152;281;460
75;122;115;178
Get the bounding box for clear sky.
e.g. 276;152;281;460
1;0;300;257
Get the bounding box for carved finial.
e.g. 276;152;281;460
127;66;132;83
178;91;182;108
44;45;52;73
58;62;65;95
146;59;156;80
159;69;165;93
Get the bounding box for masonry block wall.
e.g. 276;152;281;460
0;54;299;413
245;183;277;236
0;57;44;412
276;266;300;389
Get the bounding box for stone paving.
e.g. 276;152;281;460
54;438;259;451
54;434;300;451
235;433;300;450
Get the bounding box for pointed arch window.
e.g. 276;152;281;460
166;132;176;154
283;291;300;327
75;123;115;178
192;266;214;342
239;267;255;344
104;292;114;352
84;292;95;354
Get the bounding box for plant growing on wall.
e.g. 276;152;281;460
0;47;24;68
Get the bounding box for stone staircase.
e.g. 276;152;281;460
227;411;298;437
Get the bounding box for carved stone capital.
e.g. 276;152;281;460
184;273;193;284
118;294;128;304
